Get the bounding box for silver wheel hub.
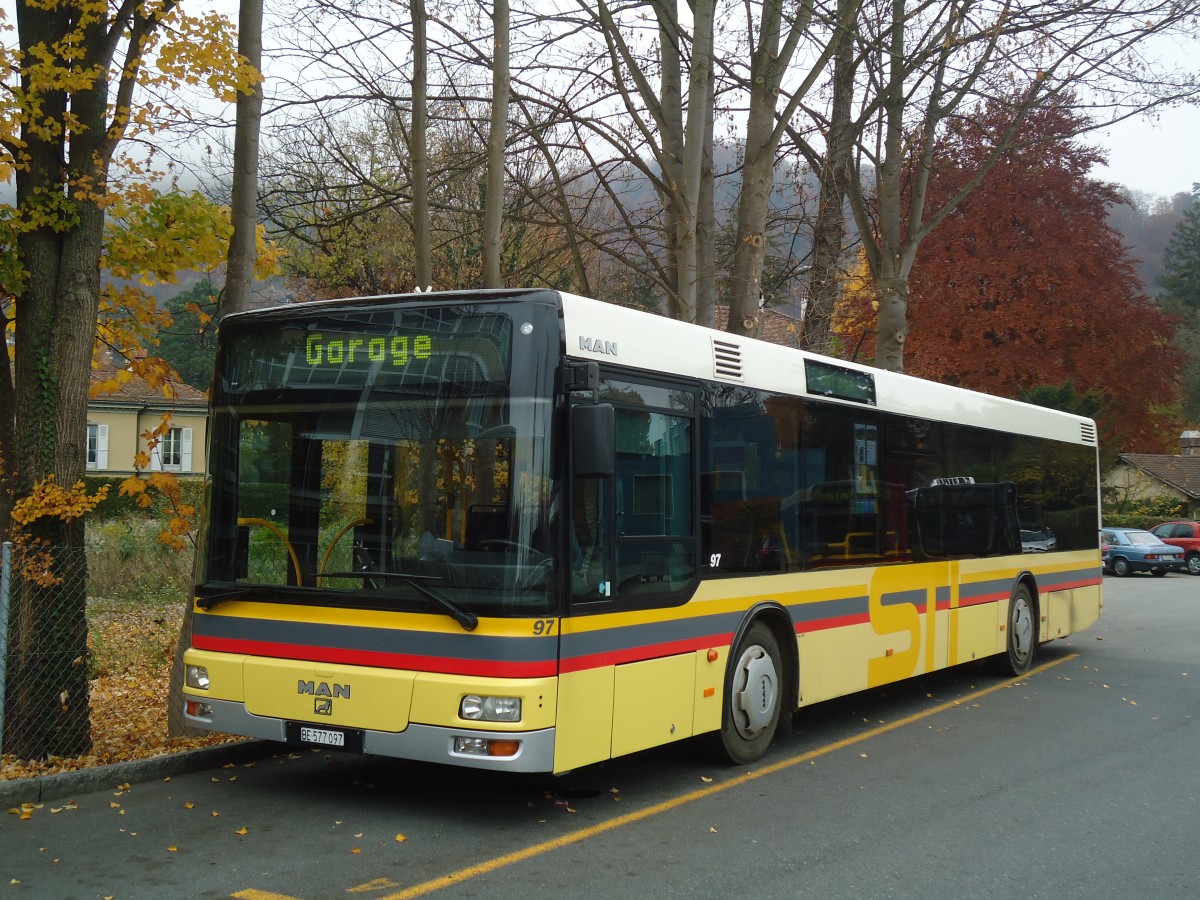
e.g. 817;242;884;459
732;644;778;740
1012;597;1033;661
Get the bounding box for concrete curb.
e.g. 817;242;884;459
1;740;287;809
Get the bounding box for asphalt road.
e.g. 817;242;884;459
4;571;1198;899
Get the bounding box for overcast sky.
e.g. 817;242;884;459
1095;104;1200;200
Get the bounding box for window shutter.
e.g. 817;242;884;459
181;427;193;471
97;424;109;469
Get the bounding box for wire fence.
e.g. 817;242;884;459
0;539;206;771
0;544;97;762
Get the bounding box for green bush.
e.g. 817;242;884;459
84;475;205;522
1100;493;1185;530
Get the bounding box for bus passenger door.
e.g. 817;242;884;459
555;380;701;772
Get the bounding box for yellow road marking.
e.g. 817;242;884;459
374;655;1075;899
232;890;304;900
347;878;402;893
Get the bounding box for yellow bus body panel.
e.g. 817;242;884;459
183;649;245;702
554;666;615;772
693;646;726;735
611;653;695;758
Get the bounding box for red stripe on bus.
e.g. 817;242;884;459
1040;576;1103;592
559;633;733;673
191;635;557;678
795;612;870;634
958;591;1003;608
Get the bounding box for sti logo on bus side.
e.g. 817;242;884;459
579;336;618;356
297;680;351;700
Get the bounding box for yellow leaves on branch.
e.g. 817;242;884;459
150;9;259;104
10;476;110;586
11;475;110;527
104;192;235;284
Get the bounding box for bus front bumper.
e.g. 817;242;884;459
183;696;556;772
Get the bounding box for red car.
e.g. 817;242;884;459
1150;521;1200;576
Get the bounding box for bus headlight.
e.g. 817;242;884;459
460;694;522;722
186;665;210;690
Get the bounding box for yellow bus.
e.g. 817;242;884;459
182;289;1102;772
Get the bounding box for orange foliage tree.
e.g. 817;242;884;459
0;0;254;759
839;102;1182;453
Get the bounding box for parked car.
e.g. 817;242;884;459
1149;520;1200;576
1099;527;1187;577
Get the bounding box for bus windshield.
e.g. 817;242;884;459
198;302;561;618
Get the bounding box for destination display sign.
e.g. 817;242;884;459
303;332;433;368
222;309;513;394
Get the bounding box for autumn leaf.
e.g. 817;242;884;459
350;847;362;855
235;826;249;835
395;834;407;843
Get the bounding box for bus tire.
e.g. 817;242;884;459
715;621;782;765
997;583;1037;677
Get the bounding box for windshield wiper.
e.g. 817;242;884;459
195;587;263;611
323;571;478;632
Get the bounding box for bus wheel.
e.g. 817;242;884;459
998;583;1037;677
717;622;781;765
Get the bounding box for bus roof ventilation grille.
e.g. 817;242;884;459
712;338;744;381
1080;422;1098;446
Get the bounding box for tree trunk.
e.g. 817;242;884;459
673;0;713;323
655;0;686;319
695;66;717;329
726;0;784;337
858;0;909;372
481;0;509;289
800;4;855;357
4;4;108;753
224;0;264;316
873;270;909;372
411;0;432;290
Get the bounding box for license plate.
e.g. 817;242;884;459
286;722;364;753
300;726;343;747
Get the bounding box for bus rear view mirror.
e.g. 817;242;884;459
573;403;615;477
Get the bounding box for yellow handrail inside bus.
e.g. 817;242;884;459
237;517;303;586
317;518;370;585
